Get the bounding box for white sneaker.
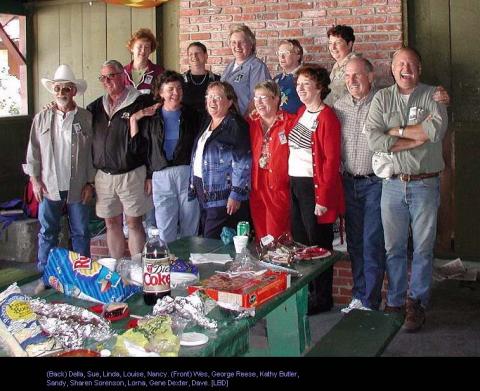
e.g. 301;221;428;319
341;298;371;314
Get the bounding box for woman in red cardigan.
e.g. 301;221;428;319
288;64;345;313
247;80;297;241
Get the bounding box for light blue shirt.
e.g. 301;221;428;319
162;108;181;161
221;54;271;115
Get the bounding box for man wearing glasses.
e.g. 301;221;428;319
24;64;95;273
87;60;154;260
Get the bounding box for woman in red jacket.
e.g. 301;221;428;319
247;80;297;241
288;64;345;312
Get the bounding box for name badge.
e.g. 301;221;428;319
408;106;417;122
73;123;82;133
233;73;244;83
144;75;153;84
278;131;287;144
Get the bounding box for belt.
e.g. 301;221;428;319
344;172;376;179
100;169;128;175
391;172;439;182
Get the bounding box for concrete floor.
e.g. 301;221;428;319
302;278;480;357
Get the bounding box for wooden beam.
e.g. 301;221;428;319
0;23;26;66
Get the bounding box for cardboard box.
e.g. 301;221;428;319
187;271;290;308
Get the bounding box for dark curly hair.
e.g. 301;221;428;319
153;70;183;101
327;25;355;44
296;64;331;100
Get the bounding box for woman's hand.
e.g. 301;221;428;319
226;198;241;215
314;204;327;216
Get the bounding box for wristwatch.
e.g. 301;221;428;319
399;126;405;137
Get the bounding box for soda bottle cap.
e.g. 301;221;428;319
148;228;160;237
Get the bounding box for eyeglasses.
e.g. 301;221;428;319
276;50;291;56
253;95;273;102
205;94;225;101
53;85;74;93
98;72;122;82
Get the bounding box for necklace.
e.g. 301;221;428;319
190;72;208;86
307;102;325;113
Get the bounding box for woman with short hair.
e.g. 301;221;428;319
189;81;251;239
124;28;164;95
289;64;345;312
130;71;200;243
221;24;271;116
247;80;296;241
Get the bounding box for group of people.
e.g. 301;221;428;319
25;23;450;332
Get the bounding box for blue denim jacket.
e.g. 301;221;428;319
189;112;251;208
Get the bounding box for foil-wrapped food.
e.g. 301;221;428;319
152;294;217;330
29;299;114;349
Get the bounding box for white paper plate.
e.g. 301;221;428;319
180;332;209;347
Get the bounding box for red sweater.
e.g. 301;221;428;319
294;105;345;224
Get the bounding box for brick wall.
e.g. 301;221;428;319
179;0;404;87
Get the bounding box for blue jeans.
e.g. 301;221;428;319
152;166;200;243
381;177;440;308
38;191;90;272
344;174;385;310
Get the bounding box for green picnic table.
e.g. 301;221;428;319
35;236;341;357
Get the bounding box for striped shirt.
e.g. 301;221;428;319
288;110;318;177
334;89;376;176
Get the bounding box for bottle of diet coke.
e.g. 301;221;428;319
142;229;170;305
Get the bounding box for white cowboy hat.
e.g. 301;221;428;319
41;64;87;95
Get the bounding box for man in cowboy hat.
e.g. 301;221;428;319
23;64;95;272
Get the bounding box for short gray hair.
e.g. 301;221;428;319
347;57;374;73
102;60;124;73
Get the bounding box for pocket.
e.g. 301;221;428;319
382;111;403;128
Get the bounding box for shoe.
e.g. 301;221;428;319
384;304;406;314
403;298;426;332
341;298;371;314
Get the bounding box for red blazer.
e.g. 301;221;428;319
294;105;345;224
248;110;297;191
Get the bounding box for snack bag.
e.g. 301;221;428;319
0;284;60;356
43;248;141;304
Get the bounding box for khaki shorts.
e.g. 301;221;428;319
95;165;153;218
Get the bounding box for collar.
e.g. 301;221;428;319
348;88;376;106
232;54;257;70
280;64;302;79
333;51;357;71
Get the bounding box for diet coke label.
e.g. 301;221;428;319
143;257;170;293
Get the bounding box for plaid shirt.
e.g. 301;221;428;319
334;88;376;176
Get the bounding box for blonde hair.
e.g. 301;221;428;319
229;24;256;53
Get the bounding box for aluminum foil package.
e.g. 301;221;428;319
29;299;114;349
0;284;60;357
152;294;217;330
43;248;141;303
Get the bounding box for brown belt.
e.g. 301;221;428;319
391;172;439;182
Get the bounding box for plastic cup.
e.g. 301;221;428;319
233;235;249;253
97;257;117;272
